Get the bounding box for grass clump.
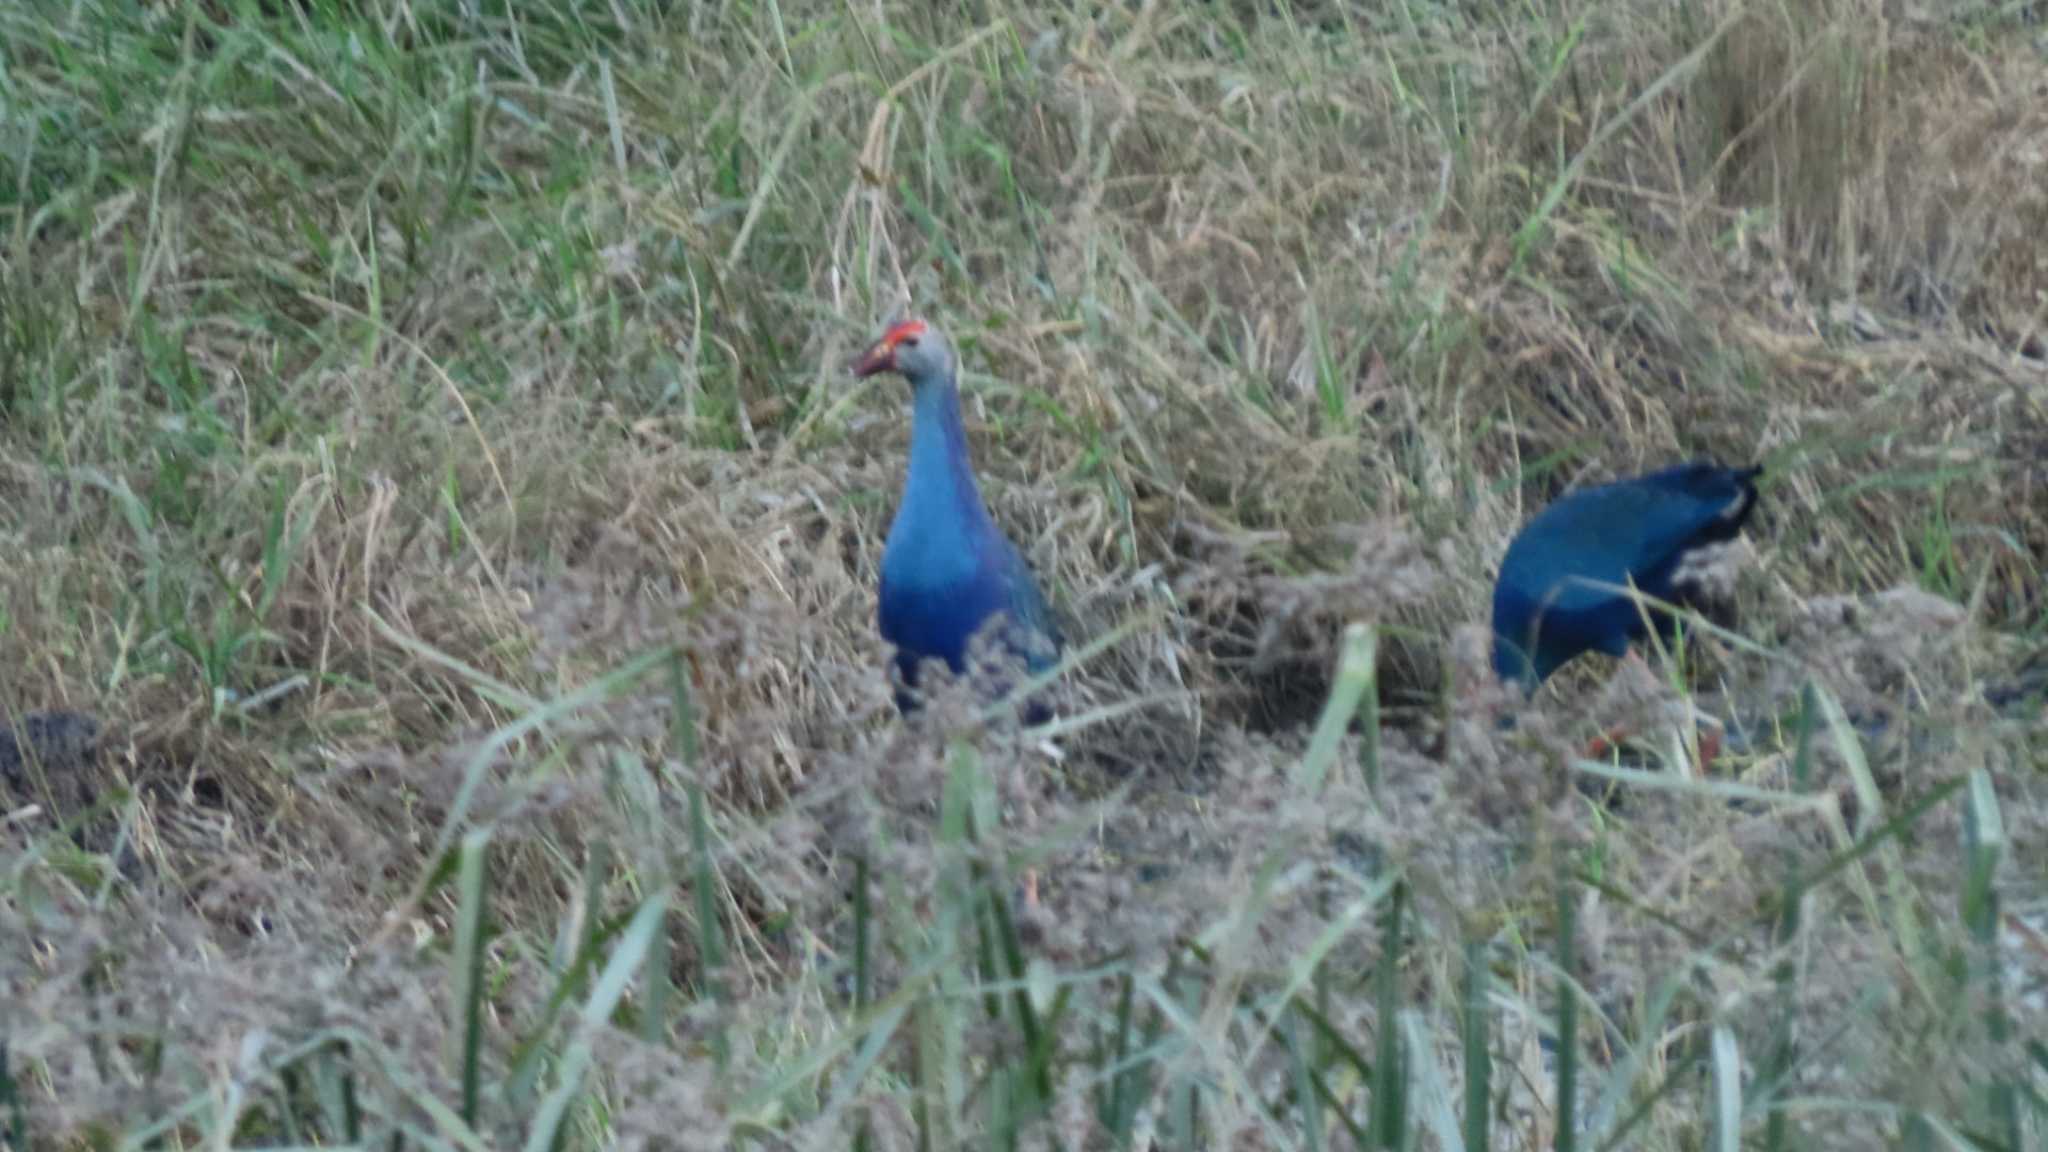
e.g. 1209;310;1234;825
3;0;2046;1149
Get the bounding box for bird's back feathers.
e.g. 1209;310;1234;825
1492;461;1762;689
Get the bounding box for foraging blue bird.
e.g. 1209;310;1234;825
1492;461;1764;695
852;317;1061;720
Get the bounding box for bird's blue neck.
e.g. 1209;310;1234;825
898;372;992;535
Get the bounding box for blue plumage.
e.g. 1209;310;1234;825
853;318;1060;718
1492;461;1763;692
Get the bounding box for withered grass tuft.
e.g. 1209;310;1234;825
3;1;2045;1148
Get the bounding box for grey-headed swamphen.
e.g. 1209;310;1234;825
851;317;1062;723
1492;461;1763;759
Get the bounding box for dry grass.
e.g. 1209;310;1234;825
3;0;2046;1148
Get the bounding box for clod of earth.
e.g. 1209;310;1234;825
0;709;102;787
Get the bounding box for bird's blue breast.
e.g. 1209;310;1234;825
879;514;1007;674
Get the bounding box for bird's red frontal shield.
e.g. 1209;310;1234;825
850;319;928;377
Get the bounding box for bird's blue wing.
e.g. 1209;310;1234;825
1494;464;1760;689
996;540;1061;672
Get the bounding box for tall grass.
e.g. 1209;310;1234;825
3;0;2045;1149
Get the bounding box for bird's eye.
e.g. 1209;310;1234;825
901;336;920;348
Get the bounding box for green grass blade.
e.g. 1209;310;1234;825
2;1039;24;1152
1295;622;1378;794
1404;1009;1464;1152
1358;624;1382;799
1372;878;1409;1149
452;829;490;1129
1709;1026;1741;1152
689;772;729;1075
521;891;671;1152
1963;768;2019;1151
1764;684;1819;1152
855;852;873;1014
1282;1006;1325;1152
1555;877;1578;1152
1787;775;1970;900
1463;936;1491;1152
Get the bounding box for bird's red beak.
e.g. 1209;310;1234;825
849;318;929;379
850;336;897;379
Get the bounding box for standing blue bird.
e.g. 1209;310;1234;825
1491;461;1764;696
851;317;1061;721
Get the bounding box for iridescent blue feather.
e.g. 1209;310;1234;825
1492;462;1762;692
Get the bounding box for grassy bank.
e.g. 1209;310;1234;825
3;0;2045;1148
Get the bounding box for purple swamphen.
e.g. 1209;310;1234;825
1492;460;1763;714
851;317;1062;722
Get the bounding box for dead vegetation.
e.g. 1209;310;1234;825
2;0;2045;1148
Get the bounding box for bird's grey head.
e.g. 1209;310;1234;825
851;317;956;388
